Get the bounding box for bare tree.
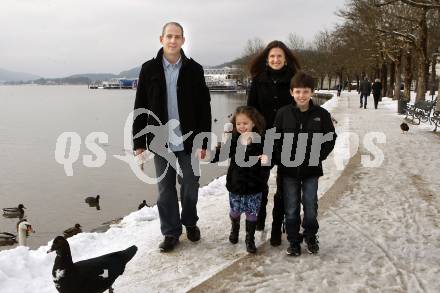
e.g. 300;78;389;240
243;37;265;57
287;33;306;50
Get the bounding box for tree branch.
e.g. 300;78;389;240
400;0;440;9
376;28;417;45
374;0;400;7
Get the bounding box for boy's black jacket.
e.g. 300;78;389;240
273;100;337;179
212;132;268;195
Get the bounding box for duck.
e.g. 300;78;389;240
400;122;409;134
48;236;137;293
138;200;150;210
2;204;26;218
0;232;17;246
63;224;82;239
17;220;35;246
85;195;100;205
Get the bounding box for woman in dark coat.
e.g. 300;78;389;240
247;40;300;245
372;79;382;109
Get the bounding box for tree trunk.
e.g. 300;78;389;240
416;8;428;102
425;60;430;94
320;76;325;90
388;61;396;98
381;62;388;97
394;50;402;102
375;64;380;79
430;56;437;96
437;78;440;112
404;49;413;101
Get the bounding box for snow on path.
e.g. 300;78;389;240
4;92;438;293
189;92;440;293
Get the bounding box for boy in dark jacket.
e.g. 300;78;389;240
273;72;337;256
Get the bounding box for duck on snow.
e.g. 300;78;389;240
48;236;137;293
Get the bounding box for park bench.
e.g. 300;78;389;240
404;97;437;125
432;110;440;132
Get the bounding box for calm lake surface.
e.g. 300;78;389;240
0;85;246;249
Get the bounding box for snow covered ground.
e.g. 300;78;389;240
1;91;439;293
191;92;440;293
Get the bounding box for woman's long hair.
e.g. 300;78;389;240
249;40;301;78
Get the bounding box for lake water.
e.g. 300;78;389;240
0;85;246;249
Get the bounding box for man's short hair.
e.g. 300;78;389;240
290;71;315;90
162;22;184;37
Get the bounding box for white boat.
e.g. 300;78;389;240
203;67;242;92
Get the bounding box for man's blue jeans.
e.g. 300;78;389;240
154;151;200;238
282;176;319;243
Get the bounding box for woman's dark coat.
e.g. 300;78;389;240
247;67;295;129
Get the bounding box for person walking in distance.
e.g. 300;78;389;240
372;78;382;109
359;77;371;109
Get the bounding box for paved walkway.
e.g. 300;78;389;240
189;92;440;293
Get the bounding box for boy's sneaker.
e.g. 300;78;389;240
305;235;319;254
286;242;301;257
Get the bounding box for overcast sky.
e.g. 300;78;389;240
0;0;345;77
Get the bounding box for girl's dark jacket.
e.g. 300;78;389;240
212;132;268;195
273;100;337;179
247;67;295;129
132;48;211;153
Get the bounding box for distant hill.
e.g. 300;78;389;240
213;56;249;69
118;66;140;78
0;68;41;83
1;58;248;85
68;73;118;81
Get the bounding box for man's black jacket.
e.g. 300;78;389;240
132;48;211;153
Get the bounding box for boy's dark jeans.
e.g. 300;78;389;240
282;176;319;243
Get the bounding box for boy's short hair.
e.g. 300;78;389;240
290;71;315;90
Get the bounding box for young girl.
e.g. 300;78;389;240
212;106;268;253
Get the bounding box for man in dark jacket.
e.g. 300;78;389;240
359;77;372;109
273;72;336;256
132;22;211;252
